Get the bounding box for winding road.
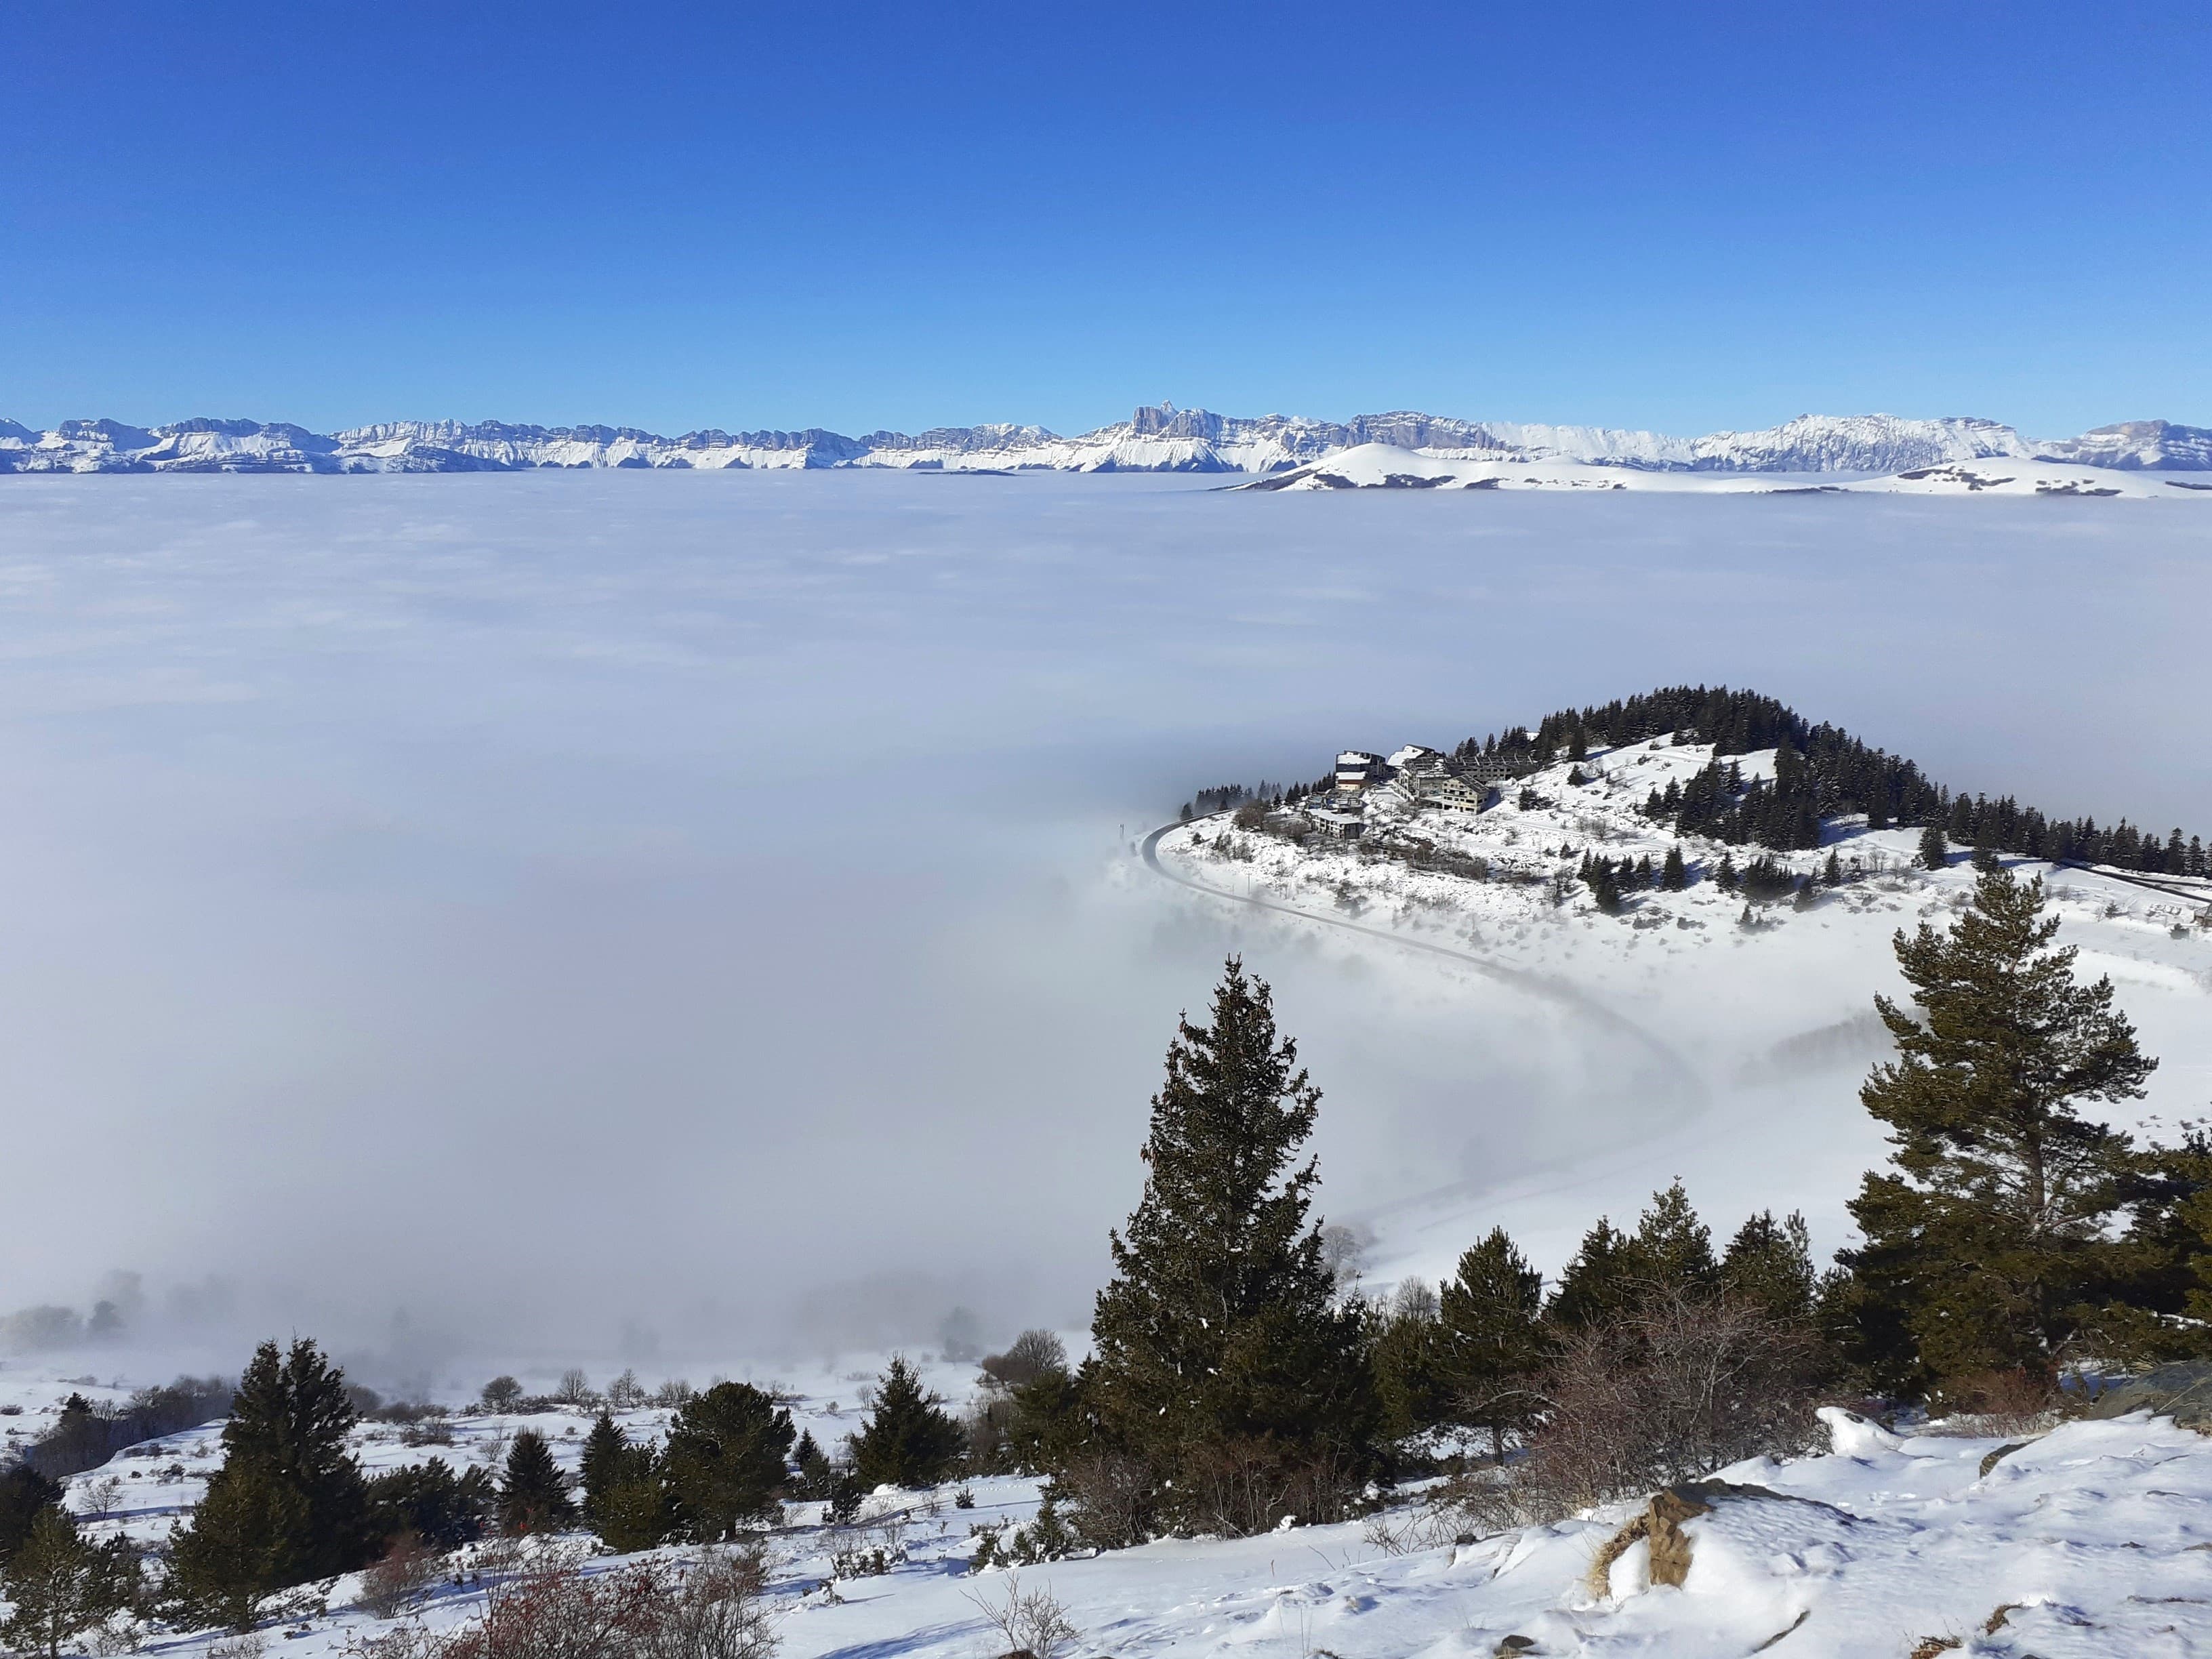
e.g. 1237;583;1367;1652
1138;820;1707;1109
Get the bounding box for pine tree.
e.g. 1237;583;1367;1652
1622;1181;1720;1298
1436;1228;1551;1461
1084;958;1377;1537
1823;851;1843;887
1662;844;1687;890
663;1382;794;1536
847;1358;962;1491
1;1467;64;1566
167;1338;371;1627
1918;823;1948;871
790;1430;832;1499
0;1508;135;1659
1840;868;2156;1391
1715;851;1740;892
498;1430;575;1535
1547;1218;1635;1328
1368;1281;1450;1438
1721;1211;1820;1324
577;1411;668;1549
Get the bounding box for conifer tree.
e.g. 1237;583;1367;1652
577;1410;668;1549
1436;1228;1551;1461
1662;845;1687;891
1721;1211;1820;1324
1823;851;1843;887
0;1508;135;1659
0;1467;64;1567
167;1338;371;1627
847;1358;962;1490
1715;851;1740;892
1368;1281;1450;1438
663;1382;794;1536
1918;823;1948;870
1547;1218;1635;1328
1622;1181;1720;1298
498;1430;575;1535
1084;958;1377;1536
1841;869;2156;1391
790;1430;832;1499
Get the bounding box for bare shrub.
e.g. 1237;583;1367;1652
555;1371;596;1408
1922;1369;2068;1438
964;1574;1080;1659
1181;1438;1369;1538
357;1535;442;1619
637;1549;775;1659
1448;1292;1824;1532
606;1372;649;1411
1050;1453;1152;1551
403;1417;457;1448
210;1635;268;1659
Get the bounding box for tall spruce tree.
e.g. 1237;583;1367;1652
1436;1228;1551;1461
1084;958;1377;1537
847;1358;961;1491
1662;845;1688;891
498;1429;575;1535
166;1338;371;1628
1840;868;2156;1391
662;1382;794;1536
1918;823;1948;871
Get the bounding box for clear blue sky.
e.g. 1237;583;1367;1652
6;3;2207;438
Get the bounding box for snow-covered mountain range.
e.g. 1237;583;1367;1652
3;405;2209;476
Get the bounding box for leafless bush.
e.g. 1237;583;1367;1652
653;1380;695;1410
1445;1292;1824;1532
606;1371;649;1410
1050;1453;1153;1551
357;1535;443;1619
403;1417;457;1447
403;1553;776;1659
637;1549;775;1659
1921;1369;2068;1438
555;1370;596;1408
963;1574;1080;1659
210;1634;268;1659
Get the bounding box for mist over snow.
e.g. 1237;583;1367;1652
0;470;2207;1382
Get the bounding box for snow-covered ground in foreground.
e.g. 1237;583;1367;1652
1145;734;2212;1289
7;1351;2211;1659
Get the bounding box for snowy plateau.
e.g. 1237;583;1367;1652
5;407;2212;495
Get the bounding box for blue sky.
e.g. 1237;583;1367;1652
5;3;2207;437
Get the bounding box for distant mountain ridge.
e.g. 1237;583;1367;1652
3;405;2207;476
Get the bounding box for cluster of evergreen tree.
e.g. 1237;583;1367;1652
1450;684;2203;874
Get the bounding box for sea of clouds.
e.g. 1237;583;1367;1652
1;472;2205;1383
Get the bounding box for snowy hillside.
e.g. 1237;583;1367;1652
1237;443;2212;497
1143;729;2212;1286
7;1353;2212;1659
5;404;2211;479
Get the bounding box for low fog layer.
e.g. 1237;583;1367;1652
0;473;2205;1379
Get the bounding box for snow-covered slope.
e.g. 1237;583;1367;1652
1146;731;2212;1287
1237;441;2211;497
10;1349;2212;1659
5;405;2210;478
